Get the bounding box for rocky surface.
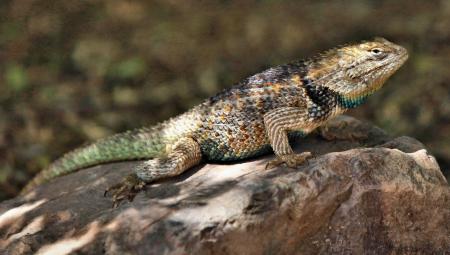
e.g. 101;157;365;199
1;116;449;255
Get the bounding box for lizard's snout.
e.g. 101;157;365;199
396;45;409;62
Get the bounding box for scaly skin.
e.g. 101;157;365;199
22;38;408;207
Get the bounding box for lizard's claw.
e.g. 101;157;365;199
265;152;313;170
104;173;146;208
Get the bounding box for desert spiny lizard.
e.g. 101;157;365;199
21;37;408;206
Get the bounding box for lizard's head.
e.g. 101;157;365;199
338;37;408;91
309;37;408;106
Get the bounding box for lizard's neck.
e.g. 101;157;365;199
336;93;369;109
335;80;384;109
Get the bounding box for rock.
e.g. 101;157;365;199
1;116;449;254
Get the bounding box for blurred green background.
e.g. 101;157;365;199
1;0;449;200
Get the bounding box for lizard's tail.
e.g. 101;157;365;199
20;118;190;194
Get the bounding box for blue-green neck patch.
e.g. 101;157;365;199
337;94;369;109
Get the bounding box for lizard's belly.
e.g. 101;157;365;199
197;132;271;161
200;140;272;161
194;126;307;162
193;117;271;161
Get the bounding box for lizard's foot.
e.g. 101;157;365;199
318;121;368;141
104;173;146;208
265;152;313;170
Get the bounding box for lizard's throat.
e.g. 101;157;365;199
337;78;387;109
337;93;369;109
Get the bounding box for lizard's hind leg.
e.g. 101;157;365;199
106;137;202;207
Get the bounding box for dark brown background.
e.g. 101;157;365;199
1;0;449;200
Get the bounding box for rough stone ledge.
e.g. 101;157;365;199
1;116;449;254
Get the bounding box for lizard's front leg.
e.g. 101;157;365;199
105;137;202;207
264;107;313;169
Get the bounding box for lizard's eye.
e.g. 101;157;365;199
370;48;382;54
369;48;386;59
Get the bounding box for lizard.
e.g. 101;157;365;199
21;37;408;207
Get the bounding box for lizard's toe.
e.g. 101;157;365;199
266;152;313;170
105;173;146;208
265;157;285;170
